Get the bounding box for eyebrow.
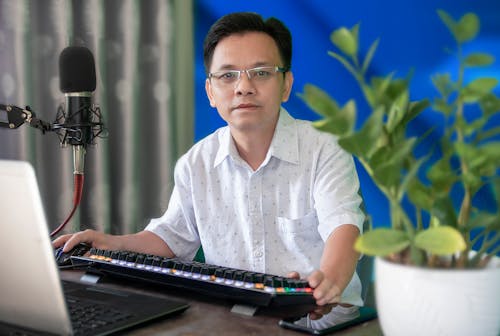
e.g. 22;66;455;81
213;62;274;71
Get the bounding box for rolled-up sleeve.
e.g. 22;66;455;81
314;138;365;242
145;158;201;260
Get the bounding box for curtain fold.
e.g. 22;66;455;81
0;0;193;235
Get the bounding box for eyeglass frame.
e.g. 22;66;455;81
207;66;288;87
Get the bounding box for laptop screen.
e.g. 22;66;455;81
0;160;190;336
0;160;74;334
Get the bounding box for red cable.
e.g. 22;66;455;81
50;173;84;238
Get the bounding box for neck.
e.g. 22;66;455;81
231;127;274;171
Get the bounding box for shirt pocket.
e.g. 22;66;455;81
276;210;322;253
277;210;319;235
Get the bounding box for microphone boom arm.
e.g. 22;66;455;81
0;104;53;133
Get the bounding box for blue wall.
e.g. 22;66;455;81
193;0;500;228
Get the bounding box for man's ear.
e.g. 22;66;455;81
205;78;217;107
281;71;294;102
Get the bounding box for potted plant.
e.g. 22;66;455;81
299;10;500;336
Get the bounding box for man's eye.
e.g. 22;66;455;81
254;70;271;77
220;72;238;80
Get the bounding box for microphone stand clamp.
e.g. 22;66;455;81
0;104;53;133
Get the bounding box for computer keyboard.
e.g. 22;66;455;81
72;248;316;308
66;296;134;336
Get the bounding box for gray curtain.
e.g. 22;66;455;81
0;0;194;235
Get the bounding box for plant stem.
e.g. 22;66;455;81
453;42;474;268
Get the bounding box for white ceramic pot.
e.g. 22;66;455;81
375;256;500;336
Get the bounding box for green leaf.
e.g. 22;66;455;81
431;73;455;98
477;126;500;143
462;78;498;103
478;142;500;163
328;51;358;80
479;93;500;117
386;91;409;133
337;100;357;134
456;142;500;176
464;53;495;67
338;106;384;158
330;27;358;56
437;10;458;40
371;137;416;172
426;157;457;192
373;167;400;191
354;228;410;256
467;212;500;231
298;84;340;118
462;115;487;136
433;98;454;116
360;83;377;108
361;38;380;74
311;100;357;136
398;156;428;202
371;74;395;100
378;78;412;108
312;118;338;134
407;178;433;211
439;136;455;158
493;178;500;207
437;10;480;43
402;99;430;125
350;23;360;47
414;226;466;255
431;197;458;228
462;172;484;194
455;13;480;43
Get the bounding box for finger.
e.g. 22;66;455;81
315;283;341;306
62;230;95;252
308;303;335;320
309;311;322;320
307;270;324;288
308;274;341;306
52;234;73;248
62;236;81;252
316;292;341;306
286;271;301;279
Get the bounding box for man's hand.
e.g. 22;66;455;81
286;270;341;306
307;270;342;306
52;229;121;252
52;229;176;258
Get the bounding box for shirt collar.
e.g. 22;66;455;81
268;108;300;164
213;107;300;168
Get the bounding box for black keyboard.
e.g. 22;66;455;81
72;248;316;308
66;296;134;336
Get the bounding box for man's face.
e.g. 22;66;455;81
205;32;293;134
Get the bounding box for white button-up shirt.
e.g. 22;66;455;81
146;108;365;305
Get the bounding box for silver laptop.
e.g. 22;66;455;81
0;159;189;335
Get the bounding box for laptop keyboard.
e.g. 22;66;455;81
60;280;189;336
66;296;135;336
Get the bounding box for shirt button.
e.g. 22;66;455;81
254;251;263;258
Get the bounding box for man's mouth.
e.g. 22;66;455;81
234;103;258;109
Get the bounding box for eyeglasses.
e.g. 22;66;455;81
208;66;287;87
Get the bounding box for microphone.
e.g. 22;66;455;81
0;45;105;237
58;46;97;175
49;46;105;237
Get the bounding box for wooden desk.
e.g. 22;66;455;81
61;270;383;336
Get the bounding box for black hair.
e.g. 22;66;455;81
203;12;292;74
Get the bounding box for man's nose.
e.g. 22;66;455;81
234;71;256;95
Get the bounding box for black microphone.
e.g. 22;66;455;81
1;46;105;237
58;46;97;175
50;46;104;237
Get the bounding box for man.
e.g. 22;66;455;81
54;12;365;307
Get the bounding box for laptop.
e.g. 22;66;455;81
0;159;189;335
